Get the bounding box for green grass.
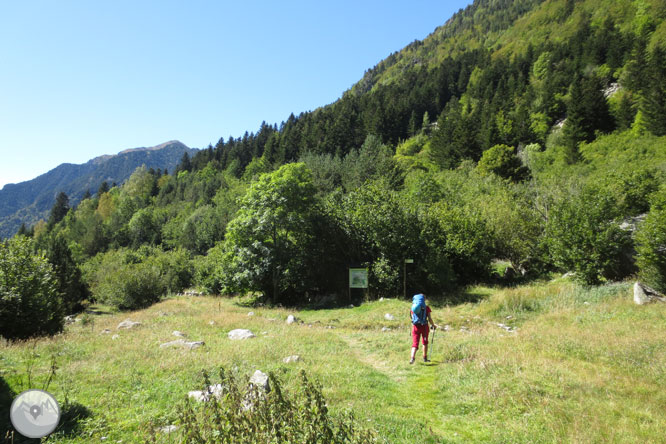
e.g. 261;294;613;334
2;280;666;443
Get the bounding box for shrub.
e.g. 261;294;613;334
636;188;666;292
0;236;63;339
547;186;633;284
83;248;168;310
162;368;377;444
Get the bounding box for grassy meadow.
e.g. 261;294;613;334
2;279;666;443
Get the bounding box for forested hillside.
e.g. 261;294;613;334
0;141;195;238
3;0;666;339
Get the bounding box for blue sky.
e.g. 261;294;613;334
0;1;472;189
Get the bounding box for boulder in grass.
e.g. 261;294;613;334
159;425;178;434
634;282;666;305
249;370;271;392
228;329;255;340
172;330;187;337
117;319;141;330
283;355;301;363
160;339;205;350
384;313;395;321
286;314;297;324
188;384;225;402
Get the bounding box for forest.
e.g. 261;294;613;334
2;0;666;340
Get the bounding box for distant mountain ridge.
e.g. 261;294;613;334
0;141;196;238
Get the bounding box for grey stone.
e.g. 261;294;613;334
283;355;301;363
249;370;270;392
64;315;76;325
381;327;391;332
228;329;255;340
172;330;186;337
112;334;120;340
100;329;111;335
188;384;225;402
160;339;205;350
384;313;395;321
247;311;255;316
286;314;297;324
634;281;666;305
117;319;141;330
159;425;178;434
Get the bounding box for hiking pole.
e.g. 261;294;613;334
430;327;435;362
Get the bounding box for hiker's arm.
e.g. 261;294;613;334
428;312;437;329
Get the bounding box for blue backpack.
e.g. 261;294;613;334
411;294;427;325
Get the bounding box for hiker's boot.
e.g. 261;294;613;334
423;356;430;363
409;358;415;364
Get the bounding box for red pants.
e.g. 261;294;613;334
412;324;429;349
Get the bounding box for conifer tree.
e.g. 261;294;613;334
48;192;70;229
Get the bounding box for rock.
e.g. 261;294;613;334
443;325;451;331
562;272;576;279
634;281;666;305
603;82;621;98
160;339;205;350
112;334;120;340
117;319;141;330
381;327;391;332
286;314;297;324
100;329;111;335
496;323;517;333
247;311;255;316
620;214;647;232
228;329;255;340
188;384;225;402
159;425;178;434
249;370;270;392
172;330;186;337
384;313;395;321
349;304;354;308
209;321;215;325
64;315;76;325
379;297;384;301
283;355;301;363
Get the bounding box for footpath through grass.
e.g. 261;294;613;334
2;279;666;443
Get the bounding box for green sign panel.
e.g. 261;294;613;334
349;268;369;289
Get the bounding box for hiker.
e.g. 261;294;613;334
410;293;438;364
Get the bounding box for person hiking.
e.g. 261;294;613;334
410;293;438;364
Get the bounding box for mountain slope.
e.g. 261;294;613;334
0;141;195;238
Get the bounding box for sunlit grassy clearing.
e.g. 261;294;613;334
2;280;665;443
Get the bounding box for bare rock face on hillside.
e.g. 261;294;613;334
117;319;141;330
228;329;255;340
634;282;666;305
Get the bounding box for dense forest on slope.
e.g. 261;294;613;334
3;0;666;338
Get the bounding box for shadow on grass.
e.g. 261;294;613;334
54;401;93;437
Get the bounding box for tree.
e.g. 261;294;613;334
641;47;666;136
97;181;110;196
45;233;90;314
48;192;70;229
0;236;63;339
220;163;318;303
476;144;530;182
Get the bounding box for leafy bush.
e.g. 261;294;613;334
476;144;530;182
0;236;63;339
83;247;189;310
547;186;633;284
162;368;377;444
636;187;666;292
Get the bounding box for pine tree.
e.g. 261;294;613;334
642;47;666;136
45;234;90;314
48;192;70;229
97;181;110;196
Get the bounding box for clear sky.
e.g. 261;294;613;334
0;1;472;189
